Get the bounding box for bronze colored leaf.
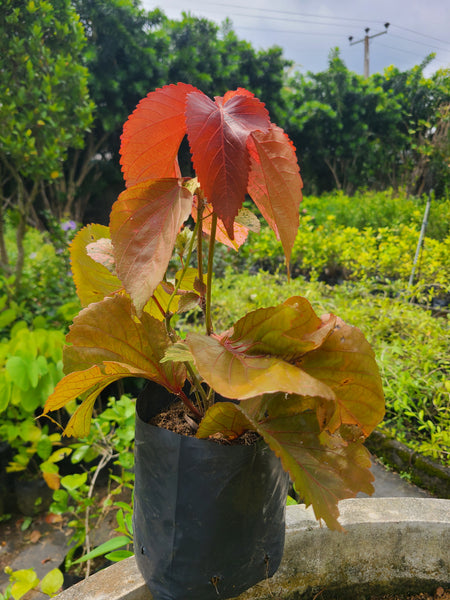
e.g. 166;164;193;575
198;399;374;531
44;363;148;437
299;317;385;436
228;297;336;360
186;332;334;401
62;295;186;394
110;178;193;313
247;125;303;266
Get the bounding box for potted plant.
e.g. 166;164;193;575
43;83;385;600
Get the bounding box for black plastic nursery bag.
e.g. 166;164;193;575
133;385;289;600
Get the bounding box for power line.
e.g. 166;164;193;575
391;24;450;48
181;1;450;48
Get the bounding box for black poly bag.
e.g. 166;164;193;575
133;384;289;600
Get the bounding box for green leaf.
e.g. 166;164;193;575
0;374;11;412
105;550;134;562
161;342;193;364
72;536;131;564
5;357;30;391
61;472;87;491
40;568;64;596
9;568;39;600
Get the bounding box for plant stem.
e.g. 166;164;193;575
205;213;217;336
196;200;204;286
165;218;200;329
179;386;204;419
184;361;208;414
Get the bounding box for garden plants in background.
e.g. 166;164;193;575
43;83;384;600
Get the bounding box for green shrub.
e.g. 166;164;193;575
230;217;450;302
0;318;66;482
301;189;450;241
1;214;79;332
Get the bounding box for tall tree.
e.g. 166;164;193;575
39;0;170;222
0;0;93;290
165;14;290;116
373;58;450;196
283;49;402;194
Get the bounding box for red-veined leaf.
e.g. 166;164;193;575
186;332;334;401
120;82;200;186
227;297;336;360
186;89;270;238
110;178;193;313
247;125;303;265
62;294;186;393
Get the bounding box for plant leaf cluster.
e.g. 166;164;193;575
44;84;384;530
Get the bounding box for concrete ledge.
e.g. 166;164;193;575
366;429;450;498
55;498;450;600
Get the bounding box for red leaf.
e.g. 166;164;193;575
186;89;270;238
110;178;193;313
120;82;200;186
247;125;303;265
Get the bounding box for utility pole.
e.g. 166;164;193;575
349;23;389;77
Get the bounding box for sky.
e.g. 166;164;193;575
142;0;450;77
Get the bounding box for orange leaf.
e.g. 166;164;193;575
110;178;193;313
120;82;200;186
247;125;303;266
191;197;249;250
43;472;60;491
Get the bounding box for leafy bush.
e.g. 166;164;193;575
0;318;66;484
0;214;79;332
50;395;135;572
229;217;450;302
301;189;450;241
210;271;449;466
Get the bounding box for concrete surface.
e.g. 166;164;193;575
53;497;450;600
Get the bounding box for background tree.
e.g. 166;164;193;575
39;0;170;224
39;6;291;224
165;14;290;116
283;50;402;195
373;59;450;196
283;50;450;197
0;0;93;290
